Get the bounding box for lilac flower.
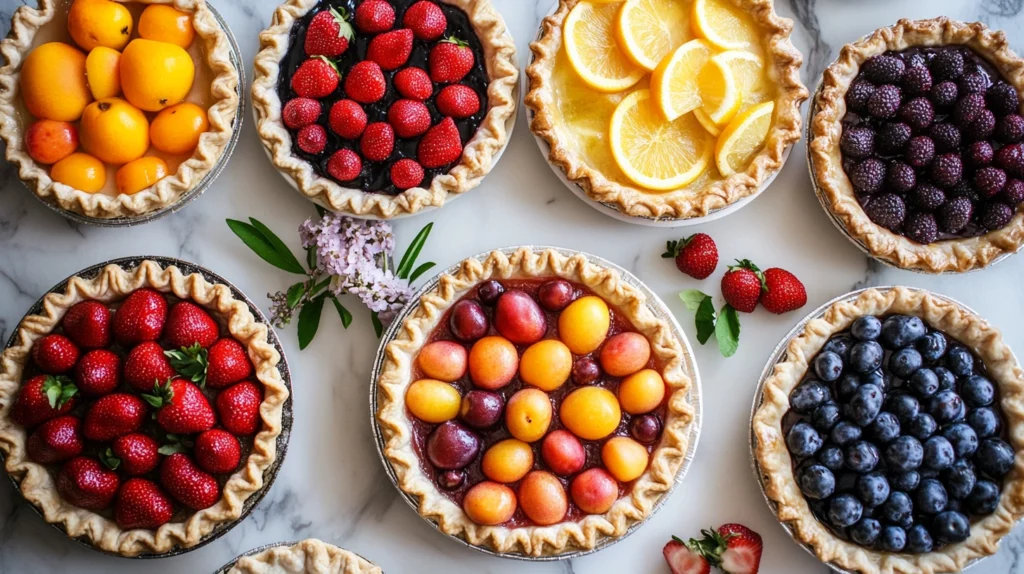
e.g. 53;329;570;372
267;291;294;329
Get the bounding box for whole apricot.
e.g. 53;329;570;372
85;47;121;100
570;468;619;514
559;296;610;355
560;386;621;441
468;336;518;390
482;439;534;483
20;42;91;121
505;388;552;443
463;482;516;526
68;0;133;51
519;339;572;392
120;39;195;112
80;98;149;164
417;341;468;382
138;5;195;48
618;369;666;415
405;379;462;424
601;437;649;482
115;157;168;195
518;471;568;526
26;120;78;164
150;103;208;155
51;152;105;193
600;332;651;377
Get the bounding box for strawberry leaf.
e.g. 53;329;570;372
42;375;76;408
662;240;679;258
100;448;120;470
158;443;188;456
330;296;352;329
679;289;708;311
227;219;306;275
297;297;325;350
329;6;355;40
695;295;716;345
165;343;208;386
715;304;741;358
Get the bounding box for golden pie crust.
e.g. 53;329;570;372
0;0;241;220
376;247;697;556
752;287;1024;574
525;0;808;220
810;18;1024;273
228;539;382;574
0;260;290;557
251;0;519;219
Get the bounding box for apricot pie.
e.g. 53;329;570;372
526;0;808;219
0;260;289;556
0;0;241;220
227;539;382;574
376;247;697;556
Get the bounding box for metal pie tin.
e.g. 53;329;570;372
214;540;382;574
0;256;293;559
370;245;703;560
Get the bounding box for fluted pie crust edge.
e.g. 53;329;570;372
0;260;289;557
752;287;1024;574
228;539;382;574
810;18;1024;273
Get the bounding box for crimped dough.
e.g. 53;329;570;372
229;539;382;574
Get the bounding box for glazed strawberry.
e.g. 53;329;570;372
216;381;263;436
328;99;367;139
429;37;474;83
391;159;425;190
282;97;321;129
664;538;711;574
716;523;763;574
57;457;119;510
160;453;220;510
367;28;413;71
404;1;447;41
195;429;241;474
83;393;148;442
327;149;363;181
11;375;78;428
354;0;394;34
721;260;764;313
113;289;167;346
418;117;463;168
361;122;395;162
115;478;174;529
124;341;176;392
27;415;84;464
73;349;121;397
104;433;160;476
205;338;252;389
394;67;434;101
32;334;80;374
297;124;327;154
145;379;216;435
291;57;339;99
165;301;219;350
304;7;353;58
436;84;480;119
388;99;431;138
760;268;807;315
345;61;386;104
62;300;111;349
663;233;719;280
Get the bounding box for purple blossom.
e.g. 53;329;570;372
267;291;294;329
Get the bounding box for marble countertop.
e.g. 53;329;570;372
2;0;1023;572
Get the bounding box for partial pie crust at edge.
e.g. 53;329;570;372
810;17;1024;273
251;0;519;219
376;247;696;556
229;539;383;574
0;260;290;557
752;286;1024;574
0;0;241;220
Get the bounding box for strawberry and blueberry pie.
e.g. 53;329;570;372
0;260;289;556
253;0;518;218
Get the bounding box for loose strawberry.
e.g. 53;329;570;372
717;523;763;574
115;478;174;529
663;233;719;280
721;260;764;313
435;84;480;119
391;158;425;190
282;97;321;129
160;453;220;510
664;538;711;574
429;37;474;83
11;375;78;428
144;379;216;435
329;99;367;139
32;334;80;374
124;341;176;392
291;56;339;99
361;122;395;162
166;301;219;350
205;338;252;389
195;429;241;474
113;289;167;346
297;123;327;154
57;456;119;510
104;432;161;476
388;99;431;138
404;1;447;41
418;117;463;168
62;300;111;349
84;393;148;442
760;268;807;315
304;6;353;58
394;67;434;101
74;349;121;397
327;149;363;181
344;60;386;104
216;381;263;436
27;415;83;464
354;0;394;33
367;28;413;71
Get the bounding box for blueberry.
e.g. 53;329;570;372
909;368;940;397
790;381;831;413
916;478;948;514
799;464;836;500
944;345;975;377
890;470;920;492
850;341;884;373
818;445;846;471
812;402;842;432
823;334;854;361
924;436;956;470
967;407;1002;438
786;422;823;457
907;413;938;440
831;421;863;446
890;348;924;379
916;332;948;362
929;390;966;424
829;494;864;528
960;375;995;407
851;316;882;341
880;315;928;349
943;423;978;458
943;459;977;499
845;440;881;473
814;351;845;382
888;393;921;424
850;517;882;546
886;435;925;471
934;367;957;391
870;412;901;443
856;473;891;506
905;524;934;553
965;480;1001;515
932;511;970;544
861;369;890;392
845;384;884;426
836;374;862;402
975;438;1015;479
880;526;907;552
881;490;914;525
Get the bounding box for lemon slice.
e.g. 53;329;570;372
564;1;646;93
693;108;721;136
610;90;714;190
650;39;713;121
615;0;691;71
715;50;767;107
715;101;774;176
692;0;759;50
698;53;741;125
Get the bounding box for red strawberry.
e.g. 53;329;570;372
404;1;447;41
354;0;394;33
361;122;395;162
104;433;161;476
329;99;367;139
297;123;327;154
32;334;80;374
291;57;340;99
282;97;321;129
418;117;463;168
760;268;807;315
387;99;431;138
74;349;121;397
344;60;386;104
367;28;413;71
721;260;764;313
429;37;474;83
57;457;119;510
115;478;174;529
62;300;111;349
664;538;711;574
27;415;83;464
160;453;220;510
166;301;219;350
124;341;176;392
436;84;480;119
304;7;353;57
393;67;434;101
206;338;252;389
11;375;78;428
216;381;263;436
195;429;241;474
390;158;424;190
327;149;363;181
663;233;719;280
84;393;148;442
145;379;216;435
716;523;763;574
114;289;167;346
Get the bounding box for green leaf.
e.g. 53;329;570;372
158;443;188;456
248;217;306;274
297;297;325;350
309;278;332;298
306;246;317;270
226;219;306;275
409;261;436;283
100;448;120;470
371;312;384;338
715;304;740;357
164;343;208;387
315;204;328;217
286;282;306;308
45;382;61;408
330;296;352;328
396;223;433;280
679;289;708;312
694;295;716;345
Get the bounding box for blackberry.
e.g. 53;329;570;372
1003;179;1024;206
912;184;946;211
905;53;927;69
905;136;936;168
938;197;974;234
846;81;877;114
949;180;980;203
965;141;994;168
931;50;965;81
841;126;876;159
995;114;1024;144
902;66;933;96
851;158;886;194
886;161;917;193
865;193;907;230
953;94;986;127
974;167;1007;198
904;211;939;244
928;123;961;152
864;55;906;85
878;122;913;154
898;97;935;131
995;143;1024;176
931;81;959;109
986;82;1021;116
964;109;996;141
930;153;963;188
958;72;988;95
979;202;1014;230
868;85;902;119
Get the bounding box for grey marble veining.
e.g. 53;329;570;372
0;0;1022;573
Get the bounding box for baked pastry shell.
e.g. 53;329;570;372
372;246;702;558
751;286;1024;574
0;256;292;557
217;539;382;574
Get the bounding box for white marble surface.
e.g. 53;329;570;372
1;0;1023;572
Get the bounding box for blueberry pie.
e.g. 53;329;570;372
227;539;382;573
752;287;1024;572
